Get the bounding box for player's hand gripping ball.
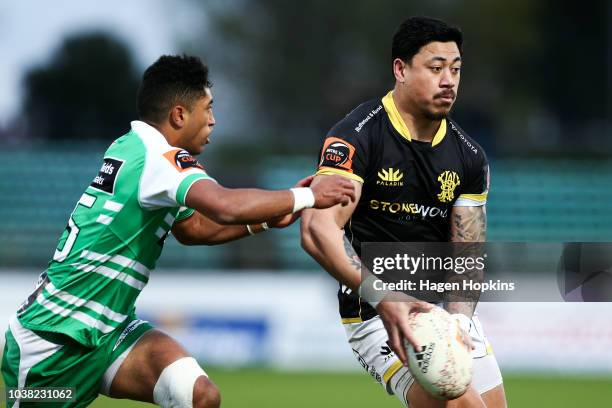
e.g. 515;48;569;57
404;306;473;400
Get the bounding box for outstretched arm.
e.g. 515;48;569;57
184;174;355;225
172;175;317;245
172;211;267;245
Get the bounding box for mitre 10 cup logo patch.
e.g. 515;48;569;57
164;149;204;172
90;157;124;194
318;137;356;173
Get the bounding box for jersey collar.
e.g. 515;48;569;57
381;91;446;147
131;120;172;148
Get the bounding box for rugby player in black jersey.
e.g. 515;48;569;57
301;17;507;408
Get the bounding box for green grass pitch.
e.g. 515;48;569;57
2;369;611;407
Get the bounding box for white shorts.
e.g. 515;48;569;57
343;312;503;407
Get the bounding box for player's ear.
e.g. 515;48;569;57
169;105;187;129
393;58;408;84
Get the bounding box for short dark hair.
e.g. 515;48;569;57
392;17;463;65
137;55;212;123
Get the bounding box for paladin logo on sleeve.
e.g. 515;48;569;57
164;149;204;172
90;157;124;194
318;137;356;173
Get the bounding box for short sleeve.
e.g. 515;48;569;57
454;154;489;207
139;148;215;209
176;206;196;222
316;124;368;184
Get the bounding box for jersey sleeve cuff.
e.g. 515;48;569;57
176;173;213;206
454;193;487;207
316;167;364;183
176;206;196;222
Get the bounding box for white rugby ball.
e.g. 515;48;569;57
404;306;473;400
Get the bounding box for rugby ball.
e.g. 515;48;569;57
404;306;473;400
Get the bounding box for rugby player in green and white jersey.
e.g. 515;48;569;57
1;55;355;408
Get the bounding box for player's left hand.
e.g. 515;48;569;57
267;175;315;228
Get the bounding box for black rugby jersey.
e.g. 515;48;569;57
316;91;489;322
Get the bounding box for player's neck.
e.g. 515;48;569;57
147;121;180;147
392;90;441;143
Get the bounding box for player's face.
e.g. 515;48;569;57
181;88;215;155
401;41;461;120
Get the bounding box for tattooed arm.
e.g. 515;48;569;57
301;175;431;363
449;205;487;242
445;205;487;318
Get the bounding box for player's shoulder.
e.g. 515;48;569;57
113;121;202;170
446;118;487;163
104;124;146;158
327;98;385;140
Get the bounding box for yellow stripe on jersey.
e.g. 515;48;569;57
456;193;488;204
341;317;364;324
316;167;364;183
382;91;447;147
383;359;404;383
431;119;447;147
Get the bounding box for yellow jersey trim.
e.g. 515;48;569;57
383;359;404;383
457;193;488;203
341;317;364;324
381;91;447;147
431;119;447;147
316;168;364;183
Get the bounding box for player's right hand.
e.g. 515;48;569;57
310;175;356;208
376;294;433;366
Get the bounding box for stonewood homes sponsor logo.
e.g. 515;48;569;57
354;104;383;132
369;200;449;218
377;167;404;186
90;157;124;194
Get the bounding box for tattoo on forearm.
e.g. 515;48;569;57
343;235;362;271
450;207;486;242
445;246;481;316
447;207;487;316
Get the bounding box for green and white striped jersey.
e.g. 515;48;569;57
17;121;213;347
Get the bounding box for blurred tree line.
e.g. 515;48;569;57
12;0;611;157
196;0;610;156
21;32;139;141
